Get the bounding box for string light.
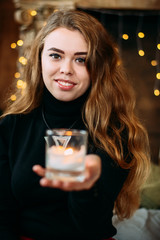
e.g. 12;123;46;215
21;59;27;65
154;89;160;96
156;73;160;79
136;15;145;58
19;56;24;63
151;60;158;66
16;80;27;89
17;80;24;89
18;56;27;65
138;32;145;38
122;34;129;40
17;40;24;46
154;14;160;97
11;43;17;49
14;72;21;78
10;95;17;101
138;50;145;56
30;10;37;16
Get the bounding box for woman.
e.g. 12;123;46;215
0;9;150;240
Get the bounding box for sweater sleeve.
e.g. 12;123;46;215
0;116;19;240
68;147;129;238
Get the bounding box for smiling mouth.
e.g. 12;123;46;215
55;79;76;90
57;80;75;86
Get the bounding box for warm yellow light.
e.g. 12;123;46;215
54;9;59;12
122;34;129;40
11;43;16;49
19;56;27;65
154;89;160;96
21;58;27;65
17;80;24;89
151;60;157;66
14;72;21;78
30;10;37;16
138;50;145;56
156;73;160;79
17;40;24;46
138;32;145;38
10;95;16;101
157;43;160;50
19;56;24;63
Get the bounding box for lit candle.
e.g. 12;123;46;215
47;146;85;170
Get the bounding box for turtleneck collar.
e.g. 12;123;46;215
42;87;90;117
41;87;90;129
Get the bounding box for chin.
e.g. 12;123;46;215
54;95;77;102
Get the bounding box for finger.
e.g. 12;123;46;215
40;178;62;188
58;181;88;191
40;178;76;191
40;177;73;190
40;175;96;191
85;155;101;180
32;165;46;177
40;178;84;191
41;179;78;191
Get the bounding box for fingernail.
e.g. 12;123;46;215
40;178;47;186
32;165;37;171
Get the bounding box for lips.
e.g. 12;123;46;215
55;79;76;90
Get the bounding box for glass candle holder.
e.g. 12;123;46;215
45;129;88;182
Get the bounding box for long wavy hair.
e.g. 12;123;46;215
2;10;150;219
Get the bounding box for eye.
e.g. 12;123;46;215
49;53;61;60
75;57;86;64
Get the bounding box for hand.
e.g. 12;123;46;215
32;154;101;191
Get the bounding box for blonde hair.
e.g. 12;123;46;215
2;10;150;219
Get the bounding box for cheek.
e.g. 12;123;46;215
42;62;55;77
41;55;54;75
85;79;91;89
83;71;90;87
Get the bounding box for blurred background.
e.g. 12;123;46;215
0;0;160;167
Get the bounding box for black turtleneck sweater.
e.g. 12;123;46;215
0;88;128;240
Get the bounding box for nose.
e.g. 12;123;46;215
60;59;73;75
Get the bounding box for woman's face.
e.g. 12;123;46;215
41;27;90;101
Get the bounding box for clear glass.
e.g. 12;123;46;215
45;129;88;182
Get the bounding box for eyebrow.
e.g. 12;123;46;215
47;47;87;56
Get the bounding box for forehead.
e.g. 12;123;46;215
43;27;88;51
